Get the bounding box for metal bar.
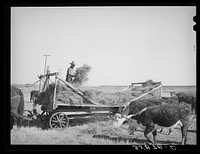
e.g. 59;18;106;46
29;79;41;87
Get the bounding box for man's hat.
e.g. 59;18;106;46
70;61;76;66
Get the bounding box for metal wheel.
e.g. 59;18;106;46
49;112;69;129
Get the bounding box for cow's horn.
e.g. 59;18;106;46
134;107;147;116
125;114;135;119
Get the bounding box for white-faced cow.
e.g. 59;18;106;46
113;96;179;134
114;102;191;145
115;96;179;119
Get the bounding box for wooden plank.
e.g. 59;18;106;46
131;82;145;84
55;104;123;113
39;72;59;78
55;103;122;107
53;74;58;110
67;112;113;118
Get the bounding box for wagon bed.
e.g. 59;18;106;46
30;70;162;129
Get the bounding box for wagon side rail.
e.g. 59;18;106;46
123;84;162;107
11;111;32;121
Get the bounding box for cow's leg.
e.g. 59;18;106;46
192;103;196;114
152;129;157;143
180;126;188;145
168;128;172;135
180;118;190;145
144;124;156;144
128;124;137;135
159;128;163;133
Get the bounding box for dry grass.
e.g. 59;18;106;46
11;123;131;145
11;84;196;145
11;115;196;145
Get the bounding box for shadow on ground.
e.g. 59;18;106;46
92;134;180;145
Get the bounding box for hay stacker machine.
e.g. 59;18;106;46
28;67;162;130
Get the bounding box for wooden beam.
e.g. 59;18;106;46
56;77;103;106
53;74;58;110
123;84;162;107
131;82;145;84
38;72;59;79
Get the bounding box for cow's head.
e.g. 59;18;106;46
113;113;125;127
113;113;136;127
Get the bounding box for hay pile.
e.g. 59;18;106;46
56;84;137;106
81;120;129;137
35;82;159;111
56;82;83;105
82;90;136;106
130;80;161;96
142;80;161;87
35;77;160;111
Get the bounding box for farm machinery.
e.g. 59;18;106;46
22;67;163;130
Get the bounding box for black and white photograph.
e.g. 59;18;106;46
8;5;196;150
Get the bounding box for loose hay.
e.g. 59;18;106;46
35;79;160;112
81;120;129;138
72;64;92;86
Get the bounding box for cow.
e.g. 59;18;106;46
113;96;179;134
171;92;196;114
116;96;179;118
114;102;191;145
127;114;182;135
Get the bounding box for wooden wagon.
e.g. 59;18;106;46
29;69;162;129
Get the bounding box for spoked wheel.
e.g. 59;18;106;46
49;112;69;129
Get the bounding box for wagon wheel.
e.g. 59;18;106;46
49;112;69;129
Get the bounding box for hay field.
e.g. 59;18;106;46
11;84;196;145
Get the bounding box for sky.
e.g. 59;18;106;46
11;6;196;86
